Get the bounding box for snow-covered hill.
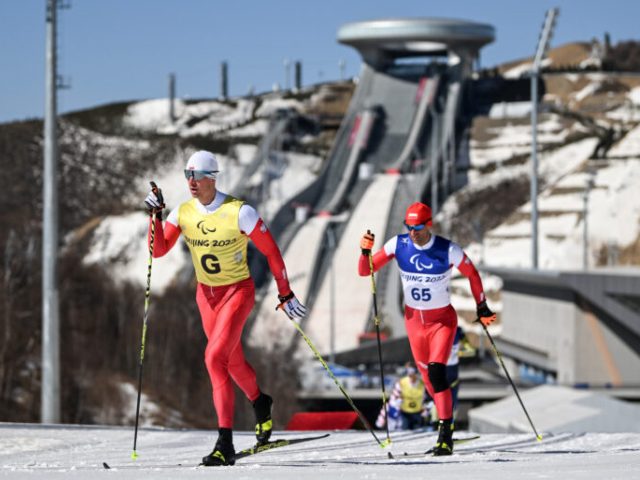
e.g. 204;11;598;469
441;79;640;327
81;76;640;298
80;91;325;293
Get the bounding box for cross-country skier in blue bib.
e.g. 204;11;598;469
358;202;496;455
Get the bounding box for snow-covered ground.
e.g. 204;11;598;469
123;95;305;138
1;424;639;479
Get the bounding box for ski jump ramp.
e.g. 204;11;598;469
316;62;423;213
304;173;400;355
249;214;331;351
249;66;427;353
251;17;494;356
249;174;400;355
249;64;423;348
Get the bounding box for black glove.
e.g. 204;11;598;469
144;181;165;220
477;300;496;326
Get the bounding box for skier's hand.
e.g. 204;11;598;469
476;301;496;326
276;291;307;322
360;230;375;255
144;181;165;219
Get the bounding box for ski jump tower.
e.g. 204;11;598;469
338;17;494;72
299;18;495;356
251;18;496;359
337;17;494;213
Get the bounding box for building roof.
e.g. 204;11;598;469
469;384;640;433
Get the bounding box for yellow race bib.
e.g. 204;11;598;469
399;377;425;414
178;196;250;286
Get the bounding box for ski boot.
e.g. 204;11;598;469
201;428;235;466
432;418;454;456
253;392;273;445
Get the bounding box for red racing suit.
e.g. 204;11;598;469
358;233;486;421
149;192;291;428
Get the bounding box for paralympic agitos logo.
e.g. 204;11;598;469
409;254;433;271
197;220;217;235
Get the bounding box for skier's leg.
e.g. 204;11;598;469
197;284;246;466
225;279;259;400
427;306;457;456
404;306;436;401
198;281;256;430
221;280;274;443
426;306;457;421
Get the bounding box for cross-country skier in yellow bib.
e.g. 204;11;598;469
144;151;307;466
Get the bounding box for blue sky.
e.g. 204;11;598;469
1;0;639;123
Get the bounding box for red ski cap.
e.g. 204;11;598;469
405;202;432;227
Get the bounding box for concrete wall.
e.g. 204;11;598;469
574;302;640;385
501;290;640;385
501;290;576;380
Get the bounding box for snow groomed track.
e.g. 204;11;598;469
2;424;639;479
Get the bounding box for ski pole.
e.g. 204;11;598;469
367;250;392;446
131;181;164;459
477;319;543;441
282;311;392;453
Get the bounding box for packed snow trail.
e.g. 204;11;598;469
1;423;640;479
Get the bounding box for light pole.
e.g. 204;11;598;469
283;58;291;91
43;0;61;424
220;61;228;100
530;7;559;269
325;215;347;364
327;227;336;364
583;169;595;269
168;73;176;123
339;59;346;81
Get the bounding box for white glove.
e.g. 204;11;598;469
277;292;307;321
144;191;163;211
144;182;165;218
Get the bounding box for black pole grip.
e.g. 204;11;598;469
150;181;165;208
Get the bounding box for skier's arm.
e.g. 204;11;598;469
357;235;396;276
144;184;180;258
241;205;306;320
451;247;486;305
148;216;180;258
451;244;497;324
358;249;394;275
248;219;291;296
